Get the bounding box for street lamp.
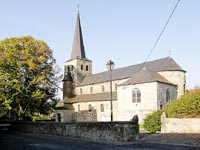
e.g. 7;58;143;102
106;60;115;121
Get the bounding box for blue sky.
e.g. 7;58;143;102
0;0;200;94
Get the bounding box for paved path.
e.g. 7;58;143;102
0;133;200;150
138;133;200;147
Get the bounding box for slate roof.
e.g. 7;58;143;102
121;66;174;86
70;12;86;60
55;101;74;110
79;57;185;86
64;92;117;103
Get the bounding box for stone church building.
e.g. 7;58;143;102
55;12;186;123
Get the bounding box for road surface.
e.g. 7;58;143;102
0;133;199;150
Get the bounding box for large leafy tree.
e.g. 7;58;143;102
0;36;58;120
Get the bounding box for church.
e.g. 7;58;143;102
55;12;186;123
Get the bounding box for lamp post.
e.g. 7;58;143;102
106;60;115;122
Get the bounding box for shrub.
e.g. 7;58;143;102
165;88;200;118
32;115;53;122
143;110;163;133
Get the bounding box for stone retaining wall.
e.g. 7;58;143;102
11;121;139;142
161;112;200;133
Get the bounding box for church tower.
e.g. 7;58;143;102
64;12;92;85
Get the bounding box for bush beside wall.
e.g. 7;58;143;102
143;110;163;133
165;88;200;118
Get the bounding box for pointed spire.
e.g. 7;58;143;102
71;12;86;59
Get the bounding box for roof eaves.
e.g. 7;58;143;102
157;81;177;86
65;57;92;63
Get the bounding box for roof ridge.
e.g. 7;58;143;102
83;57;179;77
79;57;184;86
120;65;174;86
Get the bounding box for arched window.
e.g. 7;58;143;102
166;88;171;102
57;113;61;122
80;88;83;95
100;104;104;112
90;87;93;94
88;104;92;112
81;65;83;70
136;89;141;103
71;66;74;71
132;90;136;103
86;65;89;71
102;85;105;92
78;105;80;112
132;88;141;103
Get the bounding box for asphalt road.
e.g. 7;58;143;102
0;133;199;150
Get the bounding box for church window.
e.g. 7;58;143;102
90;87;93;94
137;89;141;102
81;65;83;70
102;85;105;92
80;88;83;95
100;104;104;112
88;104;92;112
78;105;80;112
132;88;141;103
132;90;136;103
71;66;73;71
86;65;89;71
166;88;171;102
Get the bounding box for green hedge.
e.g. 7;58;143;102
143;110;163;133
165;88;200;118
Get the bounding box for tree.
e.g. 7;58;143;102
0;36;58;120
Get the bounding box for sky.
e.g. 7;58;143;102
0;0;200;98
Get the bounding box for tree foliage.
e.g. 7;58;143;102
0;36;58;120
165;88;200;118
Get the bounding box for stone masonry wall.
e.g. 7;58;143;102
158;71;185;98
157;82;177;109
73;101;118;122
161;112;200;133
75;78;128;95
11;121;139;142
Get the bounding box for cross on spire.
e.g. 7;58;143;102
76;0;80;11
169;50;172;57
